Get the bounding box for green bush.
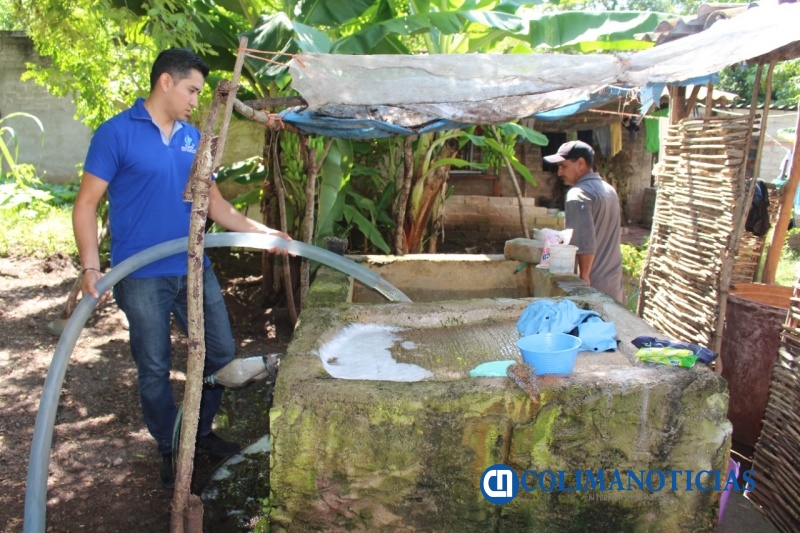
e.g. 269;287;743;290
0;178;80;258
621;240;648;311
775;234;800;287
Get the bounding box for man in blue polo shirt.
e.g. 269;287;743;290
544;140;625;304
73;48;290;488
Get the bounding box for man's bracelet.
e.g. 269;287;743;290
82;267;101;275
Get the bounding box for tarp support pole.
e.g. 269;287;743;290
762;106;800;284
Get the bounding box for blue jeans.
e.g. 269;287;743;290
113;267;235;455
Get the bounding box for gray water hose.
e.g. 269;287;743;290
24;233;410;533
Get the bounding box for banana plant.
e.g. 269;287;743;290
0;112;43;185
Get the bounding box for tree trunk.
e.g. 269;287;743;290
300;135;316;307
170;124;217;533
272;131;297;326
171;36;247;533
261;129;277;305
394;136;415;255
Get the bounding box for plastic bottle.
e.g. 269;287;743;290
204;354;280;388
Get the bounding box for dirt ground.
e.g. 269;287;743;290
0;250;293;532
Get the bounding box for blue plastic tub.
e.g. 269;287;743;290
516;333;582;375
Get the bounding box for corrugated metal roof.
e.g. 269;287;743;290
640;3;752;45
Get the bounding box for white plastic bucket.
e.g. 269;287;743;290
548;244;577;274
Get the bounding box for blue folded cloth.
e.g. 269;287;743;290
517;299;617;352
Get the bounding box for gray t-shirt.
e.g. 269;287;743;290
564;172;625;303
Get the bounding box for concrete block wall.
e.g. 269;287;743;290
448;118;655;225
1;31;266;188
0;31;92;183
444;194;564;243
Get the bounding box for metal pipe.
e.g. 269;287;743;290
24;233;409;532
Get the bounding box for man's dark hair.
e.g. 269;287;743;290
572;152;594;169
149;49;210;91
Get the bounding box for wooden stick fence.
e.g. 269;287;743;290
749;275;800;532
637;115;757;349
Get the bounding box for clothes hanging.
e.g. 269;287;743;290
609;122;622;156
593;126;611;157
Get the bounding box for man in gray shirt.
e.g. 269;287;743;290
544;141;625;303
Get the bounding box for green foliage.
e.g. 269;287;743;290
621;240;647;311
8;0;213;128
552;0;706;17
0;178;80;258
526;10;668;52
321;147;393;254
0;0;19;28
718;59;800;108
775;244;800;288
252;496;273;533
214;156;267;211
462;122;546;186
0;177;78;213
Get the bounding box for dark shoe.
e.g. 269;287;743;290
159;453;174;489
195;431;240;458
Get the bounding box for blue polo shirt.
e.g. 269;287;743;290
84;98;210;278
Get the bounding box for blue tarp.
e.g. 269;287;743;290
280;76;718;138
280;110;469;139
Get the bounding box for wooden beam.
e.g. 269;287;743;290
669;86;686;124
704;81;714;118
748;41;800;65
241;96;307;110
685;85;702;115
762;106;800;284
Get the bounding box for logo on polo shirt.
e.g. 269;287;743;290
181;135;197;154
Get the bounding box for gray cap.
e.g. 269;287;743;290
543;140;594;164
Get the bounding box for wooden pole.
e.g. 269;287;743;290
684;85;702;116
763;106;800;284
704;81;714;118
170;37;248;533
752;63;776;187
170;94;221;533
669;86;687;124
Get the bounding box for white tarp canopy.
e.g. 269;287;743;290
287;1;799;129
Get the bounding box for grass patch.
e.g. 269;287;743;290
775;245;800;287
0;207;78;258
